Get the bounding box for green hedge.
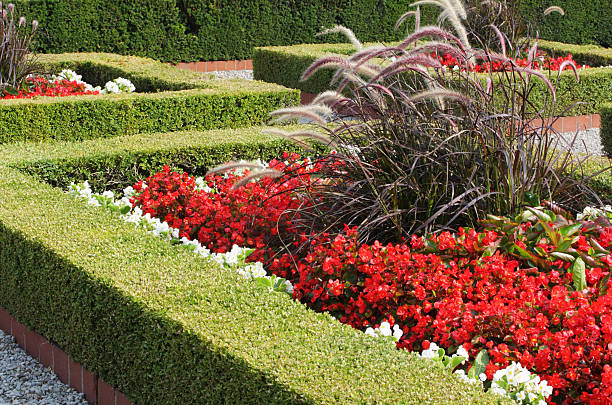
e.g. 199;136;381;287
0;53;299;143
253;43;612;116
12;0;610;62
538;40;612;68
0;126;511;404
601;103;612;157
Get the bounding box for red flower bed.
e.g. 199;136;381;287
1;77;99;99
431;52;590;73
129;156;612;404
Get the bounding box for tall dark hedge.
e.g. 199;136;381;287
13;0;611;62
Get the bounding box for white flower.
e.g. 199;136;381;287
479;373;487;382
378;321;392;337
392;324;403;341
456;345;469;359
102;81;121;94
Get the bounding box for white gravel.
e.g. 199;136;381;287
555;128;603;156
0;329;87;405
210;69;253;80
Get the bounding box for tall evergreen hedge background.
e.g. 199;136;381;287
14;0;611;62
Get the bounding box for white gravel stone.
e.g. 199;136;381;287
0;329;87;404
210;69;253;80
555;128;603;156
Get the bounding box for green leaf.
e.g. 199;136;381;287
556;239;573;252
558;223;583;237
527;207;552;223
599;274;610;296
571;257;587;291
467;350;489;379
120;205;131;215
550;251;575;262
449;356;466;371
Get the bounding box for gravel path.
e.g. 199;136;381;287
0;330;87;405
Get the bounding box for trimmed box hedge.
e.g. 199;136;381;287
12;0;611;62
253;42;612;116
538;40;612;68
601;103;612;157
0;126;512;404
0;53;298;143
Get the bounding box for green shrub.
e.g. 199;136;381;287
0;53;299;143
11;0;609;62
0;126;511;404
601;103;612;157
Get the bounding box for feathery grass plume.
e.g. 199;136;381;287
205;161;265;176
558;60;579;82
488;24;507;56
231;169;283;190
317;25;362;51
406;41;466;60
262;128;337;150
270;105;333;125
527;38;538;65
312;90;348;106
395;7;421;35
398;26;464;50
369;54;439;83
300;55;379;84
409;88;472;105
411;0;471;51
543;6;564;16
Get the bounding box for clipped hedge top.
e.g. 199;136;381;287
0;126;294;166
0;126;510;404
33;52;293;94
537;40;612;67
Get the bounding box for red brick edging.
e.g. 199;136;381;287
173;59;253;73
0;307;132;405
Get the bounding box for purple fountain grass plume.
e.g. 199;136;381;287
406;41;466;63
262;128;338;149
301;55;379;84
527;38;539;66
270;105;333;125
512;66;557;100
31;20;37;32
372;65;430;84
489;24;506;56
543;6;564;16
411;0;471;51
369;54;439;83
333;62;380;84
395;7;421;35
17;15;23;26
317;25;362;51
398;26;465;50
300;55;352;82
231;169;283;190
558;60;580;82
312;90;349;106
205;161;266;176
486;77;493;96
349;46;407;65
